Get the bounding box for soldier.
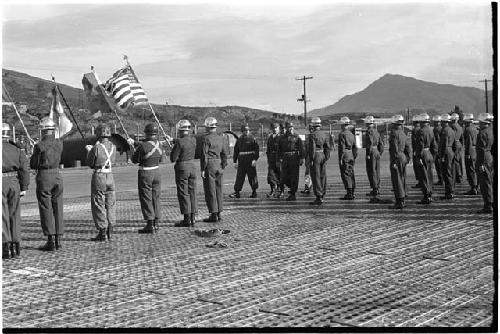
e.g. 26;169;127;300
266;122;282;198
307;117;330;205
277;122;304;201
85;124;116;241
476;113;494;214
388;115;412;209
338;116;357;200
2;123;29;259
415;113;436;204
30;117;64;251
432;115;443;186
129;123;164;233
301;124;314;195
411;115;423;189
450;113;464;184
229;124;259;199
200;117;228;222
364;116;384;200
462;113;479;195
170;120;197;227
439;114;456;200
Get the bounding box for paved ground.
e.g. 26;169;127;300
2;151;496;329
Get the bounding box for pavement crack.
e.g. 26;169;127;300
258;308;290;316
197;298;224;305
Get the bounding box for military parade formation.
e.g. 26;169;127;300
2;112;496;259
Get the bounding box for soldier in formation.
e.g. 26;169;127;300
388;115;412;209
2;123;29;259
363;116;384;201
265;122;282;198
200;117;228;222
450;113;464;184
411;115;423;189
439;114;456;200
414;113;436;204
229;124;259;199
30;117;64;251
462;113;479;195
130;123;164;233
307;117;330;205
476;113;494;214
276;122;304;201
86;124;116;241
337;116;357;200
432;115;443;186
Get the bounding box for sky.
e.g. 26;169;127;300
1;1;494;114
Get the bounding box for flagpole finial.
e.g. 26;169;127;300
51;73;55;81
91;66;94;72
123;55;128;60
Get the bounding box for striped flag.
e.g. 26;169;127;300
104;65;148;110
50;86;73;139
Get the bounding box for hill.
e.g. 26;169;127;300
310;73;492;119
2;68;297;140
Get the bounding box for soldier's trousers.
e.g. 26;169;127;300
454;149;463;181
477;152;493;206
433;154;443;182
36;170;64;236
175;161;197;215
442;149;456;196
465;154;477;188
390;154;407;199
2;177;21;243
138;169;162;221
416;150;434;196
366;151;381;190
339;151;355;190
203;160;224;214
310;152;327;197
91;172;115;230
280;156;300;193
234;157;258;192
267;156;280;188
413;154;422;185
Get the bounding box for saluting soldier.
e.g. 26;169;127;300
170;120;197;227
85;124;116;241
411;115;423;189
364;116;384;200
415;113;436;204
130;123;164;233
30;117;64;251
307;117;330;205
276;122;304;201
462;113;479;195
2;123;29;259
439;114;456;200
388;115;412;209
200;117;228;222
338;116;358;200
476;113;494;214
266;122;282;198
450;113;464;184
229;124;259;199
432;115;443;185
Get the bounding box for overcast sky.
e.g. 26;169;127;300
2;1;494;113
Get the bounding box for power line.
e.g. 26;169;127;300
478;79;492;113
296;75;313;127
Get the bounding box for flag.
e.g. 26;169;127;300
50;86;73;139
82;72;112;113
104;65;148;110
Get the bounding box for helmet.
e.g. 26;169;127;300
432;115;442;122
40;117;56;131
339;116;350;125
450;113;459;121
462;113;474;122
240;123;250;132
441;114;451;122
411;115;420;123
144;123;158;135
391;115;404;124
310;117;321;127
478;113;494;124
285;122;294;128
2;123;11;138
420;113;430;123
204;117;217;128
177;119;191;131
364;116;375;124
95;124;112;138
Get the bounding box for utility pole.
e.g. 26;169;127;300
479;79;492;113
296;76;313;127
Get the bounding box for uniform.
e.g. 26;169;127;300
463;123;478;194
364;127;384;195
338;128;358;199
277;131;304;198
476;124;494;212
411;124;422;187
86;140;116;238
389;126;412;208
308;129;330;202
232;132;259;196
415;123;436;203
439;123;456;199
451;122;464;183
3;140;29;258
432;123;443;184
266;133;281;195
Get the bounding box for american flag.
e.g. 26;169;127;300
104;65;148;109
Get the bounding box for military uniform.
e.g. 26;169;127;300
232;133;259;196
266;133;281;195
338;128;358;199
451;122;464;183
364;127;384;196
432;123;443;184
3;140;29;258
277;131;304;199
415;123;436;203
86;140;116;238
463;122;478;194
439;123;456;199
389;126;412;208
476;124;494;212
30;135;64;246
411;124;422;187
308;129;330;202
201;132;228;221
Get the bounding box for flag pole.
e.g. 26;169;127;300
2;82;35;147
52;75;85;139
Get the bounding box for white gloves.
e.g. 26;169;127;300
127;138;135;146
201;171;206;179
20;191;26;197
85;145;93;152
251;160;256;167
233;162;238;169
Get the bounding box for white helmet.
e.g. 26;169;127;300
441;114;451;122
411;115;419;123
310;116;321;127
432;115;442;122
420;113;430;123
364;116;375;124
204;117;217;128
339;116;350;125
478;113;494;124
177;119;191;131
40;117;56;130
2;123;11;138
462;113;474;122
450;113;459;121
391;115;404;124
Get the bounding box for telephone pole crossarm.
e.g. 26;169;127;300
296;76;314;127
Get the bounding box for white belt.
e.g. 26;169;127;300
94;167;112;173
238;151;254;155
140;166;159;171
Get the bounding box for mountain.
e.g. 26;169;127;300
2;68;292;139
310;74;492;118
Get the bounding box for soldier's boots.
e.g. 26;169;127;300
340;189;355;200
153;219;160;232
91;229;108;241
203;213;219;223
190;213;196;226
2;243;11;259
266;188;275;198
250;190;258;198
217;212;222;222
464;187;478;195
106;225;113;241
138;220;156;234
285;193;296;201
477;203;493;214
13;242;20;257
55;235;62;250
229;192;240;199
440;193;454;200
389;198;405;209
309;196;323;205
274;189;284;198
301;185;311;195
417;194;432;205
39;235;56;251
175;214;192;227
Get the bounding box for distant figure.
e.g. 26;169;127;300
338;117;357;200
462;114;479;195
450;113;464;184
432;115;443;186
2;123;29;259
411;115;423;189
265;122;282;198
439;114;456;200
229;124;259;199
301;124;314;196
363;116;384;201
307;117;330;205
476;113;494;214
415;113;436;204
30;117;64;251
277;122;304;201
86;124;116;241
388;115;411;209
